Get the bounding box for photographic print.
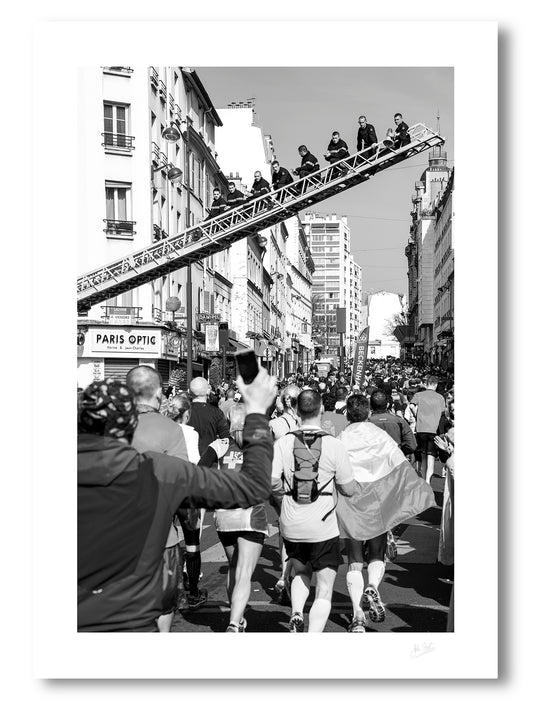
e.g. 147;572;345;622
32;20;497;679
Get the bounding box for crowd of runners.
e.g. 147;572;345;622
77;358;455;633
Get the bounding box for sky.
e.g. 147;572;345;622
198;67;454;297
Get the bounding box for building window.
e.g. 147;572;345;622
102;103;134;151
104;181;136;239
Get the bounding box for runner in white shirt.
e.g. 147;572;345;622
272;389;356;632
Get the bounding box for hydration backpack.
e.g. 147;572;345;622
284;430;334;507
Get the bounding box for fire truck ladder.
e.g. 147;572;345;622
78;123;444;313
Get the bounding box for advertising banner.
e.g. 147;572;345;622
351;326;370;389
204;324;220;352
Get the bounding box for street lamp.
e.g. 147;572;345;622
162;116;193;386
152;163;183;182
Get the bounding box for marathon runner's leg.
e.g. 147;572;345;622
290;558;312;620
227;537;263;629
364;534;387;623
308;567;337;632
221;541;237;603
345;539;366;628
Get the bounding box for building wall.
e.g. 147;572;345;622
405;145;450;362
304;213;357;362
77;66;225;386
367;291;404;359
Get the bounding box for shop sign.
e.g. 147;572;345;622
108;306;135;325
197;312;221;324
205;324;220;352
86;327;162;358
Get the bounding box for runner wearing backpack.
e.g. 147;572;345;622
271;390;356;632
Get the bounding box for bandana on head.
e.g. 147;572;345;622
78;378;138;439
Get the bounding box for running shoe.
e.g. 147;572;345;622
225;618;247;633
348;612;367;633
386;530;398;562
363;585;386;623
187;588;208;610
274;579;291;606
289;612;304;633
176;589;189;612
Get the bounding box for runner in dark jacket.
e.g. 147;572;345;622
78;370;276;632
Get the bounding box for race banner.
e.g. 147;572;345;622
351;326;370;390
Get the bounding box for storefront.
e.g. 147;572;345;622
76;323;199;389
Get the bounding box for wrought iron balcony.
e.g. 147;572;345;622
150;67;159;86
102;132;135;150
103;219;137;238
103;66;133;75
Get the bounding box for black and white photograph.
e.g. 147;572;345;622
76;64;454;638
25;17;502;684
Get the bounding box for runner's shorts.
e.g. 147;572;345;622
283;536;342;571
416;432;438;457
217;530;266;547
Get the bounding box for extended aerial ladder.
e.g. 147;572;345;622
77;123;444;313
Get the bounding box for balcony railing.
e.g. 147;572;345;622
103;66;133;75
150;67;159;86
158;79;167;101
103;219;137;238
101;132;135;151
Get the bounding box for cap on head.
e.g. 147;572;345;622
189;376;210;398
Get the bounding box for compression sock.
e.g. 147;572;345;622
308;597;332;632
346;566;365;613
367;560;385;589
185;551;201;596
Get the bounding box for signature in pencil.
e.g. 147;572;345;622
411;642;436;658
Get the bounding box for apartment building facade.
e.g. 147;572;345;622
305;213;361;366
77;66;228;388
403;145;450;364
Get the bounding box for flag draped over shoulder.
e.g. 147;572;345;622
336;422;436;540
352;327;369;389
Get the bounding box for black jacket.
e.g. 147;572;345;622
250;177;271;199
188;401;230;458
394;121;411;148
369;411;417;456
271;166;294;190
208;195;229;219
357;123;378;152
325;138;349;163
226;188;247;208
294;151;319;178
78;413;273;631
